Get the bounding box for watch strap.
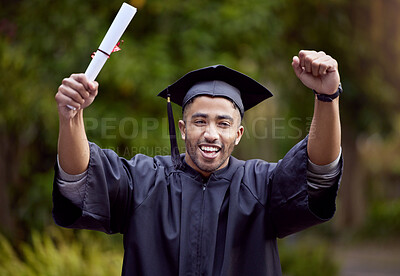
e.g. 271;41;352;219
313;83;342;102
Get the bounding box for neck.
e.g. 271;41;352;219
184;154;213;178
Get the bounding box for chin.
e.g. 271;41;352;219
197;160;225;174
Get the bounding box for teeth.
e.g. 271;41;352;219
201;146;219;152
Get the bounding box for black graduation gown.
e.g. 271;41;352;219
52;137;341;276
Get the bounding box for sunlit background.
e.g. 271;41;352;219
1;0;400;275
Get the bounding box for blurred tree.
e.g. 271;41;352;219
0;0;113;239
336;0;400;228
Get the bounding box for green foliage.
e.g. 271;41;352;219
279;238;339;276
18;170;55;232
0;228;123;276
360;200;400;239
0;228;339;276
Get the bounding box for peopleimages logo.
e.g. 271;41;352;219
84;116;313;140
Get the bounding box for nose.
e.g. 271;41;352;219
203;124;219;142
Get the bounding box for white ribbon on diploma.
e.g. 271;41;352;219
68;2;137;110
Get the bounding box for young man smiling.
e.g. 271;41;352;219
179;95;244;178
53;50;343;275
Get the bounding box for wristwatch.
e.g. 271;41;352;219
313;83;342;102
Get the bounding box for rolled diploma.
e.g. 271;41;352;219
68;3;137;110
85;3;137;81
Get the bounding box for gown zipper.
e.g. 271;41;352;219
196;181;207;275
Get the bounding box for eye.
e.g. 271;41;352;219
218;121;231;128
194;119;206;126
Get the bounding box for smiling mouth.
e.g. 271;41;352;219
199;145;221;155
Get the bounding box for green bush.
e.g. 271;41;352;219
279;237;339;276
360;200;400;238
0;227;339;276
0;227;123;276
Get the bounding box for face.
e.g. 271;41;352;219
178;96;244;178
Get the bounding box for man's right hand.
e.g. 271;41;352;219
55;74;99;119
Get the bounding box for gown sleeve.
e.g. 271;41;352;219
52;142;159;234
268;136;343;238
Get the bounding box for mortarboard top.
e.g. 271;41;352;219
157;64;273;169
158;64;273;117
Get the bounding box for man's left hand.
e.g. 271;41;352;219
292;50;340;95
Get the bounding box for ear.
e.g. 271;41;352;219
235;125;244;145
178;120;186;140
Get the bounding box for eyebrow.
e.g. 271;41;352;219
191;112;234;122
216;115;234;122
191;112;208;119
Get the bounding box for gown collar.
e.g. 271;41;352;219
179;154;243;182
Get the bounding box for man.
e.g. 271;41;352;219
53;50;342;275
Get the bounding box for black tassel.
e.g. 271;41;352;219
167;93;183;169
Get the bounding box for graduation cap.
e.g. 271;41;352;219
158;64;273;169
